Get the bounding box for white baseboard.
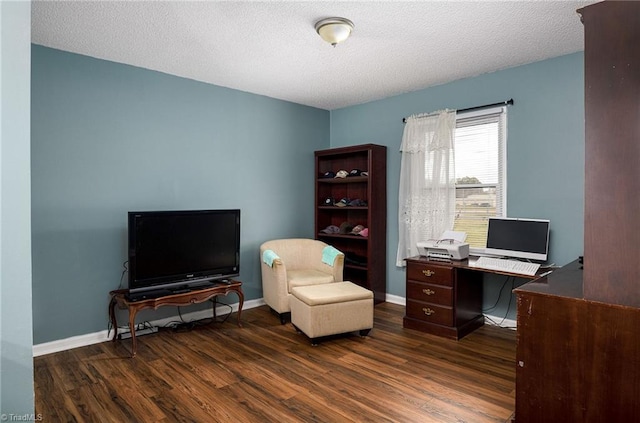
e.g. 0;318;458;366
33;329;113;357
33;298;265;357
33;295;515;357
483;313;517;329
385;293;406;306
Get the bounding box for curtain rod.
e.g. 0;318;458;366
402;98;514;123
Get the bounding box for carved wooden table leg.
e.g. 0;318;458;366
109;296;118;341
235;287;244;327
212;296;217;321
128;307;139;358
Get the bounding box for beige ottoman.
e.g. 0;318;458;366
290;281;374;345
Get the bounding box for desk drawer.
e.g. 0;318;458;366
406;300;454;327
406;281;453;306
407;263;454;287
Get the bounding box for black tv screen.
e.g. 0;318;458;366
128;209;240;293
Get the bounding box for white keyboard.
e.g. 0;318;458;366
473;256;540;276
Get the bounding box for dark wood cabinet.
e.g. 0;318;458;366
314;144;387;303
403;257;483;339
514;262;640;422
513;2;640;420
581;0;640;307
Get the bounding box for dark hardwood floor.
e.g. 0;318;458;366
35;303;516;422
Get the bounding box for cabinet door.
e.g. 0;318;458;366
515;293;585;422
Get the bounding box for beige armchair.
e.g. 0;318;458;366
260;238;344;324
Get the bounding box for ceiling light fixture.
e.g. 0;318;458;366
315;17;354;47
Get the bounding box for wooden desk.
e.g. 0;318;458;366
403;256;542;340
109;281;244;357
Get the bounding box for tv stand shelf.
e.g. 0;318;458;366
109;281;244;357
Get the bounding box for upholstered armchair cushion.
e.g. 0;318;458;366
260;238;344;319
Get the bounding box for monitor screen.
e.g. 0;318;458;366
128;209;240;293
485;217;550;261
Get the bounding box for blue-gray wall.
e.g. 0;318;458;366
1;1;34;416
31;46;585;343
330;53;585;320
31;45;329;344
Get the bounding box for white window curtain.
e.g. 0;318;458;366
396;109;457;267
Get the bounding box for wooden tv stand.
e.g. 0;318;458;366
109;280;244;357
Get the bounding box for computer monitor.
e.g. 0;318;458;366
485;217;550;261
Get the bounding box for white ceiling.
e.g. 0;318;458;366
31;1;598;111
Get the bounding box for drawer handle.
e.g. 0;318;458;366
422;269;435;277
422;288;435;296
422;307;435;316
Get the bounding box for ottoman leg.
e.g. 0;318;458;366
359;329;371;337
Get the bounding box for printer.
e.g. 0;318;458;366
416;231;469;260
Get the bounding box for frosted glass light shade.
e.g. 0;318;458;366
315;18;354;46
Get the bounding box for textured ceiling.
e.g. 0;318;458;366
31;1;599;110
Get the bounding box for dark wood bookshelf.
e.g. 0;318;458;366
314;144;387;303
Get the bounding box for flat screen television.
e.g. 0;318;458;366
128;209;240;294
485;217;550;262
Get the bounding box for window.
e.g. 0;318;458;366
452;107;506;249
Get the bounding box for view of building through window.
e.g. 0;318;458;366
452;110;505;248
